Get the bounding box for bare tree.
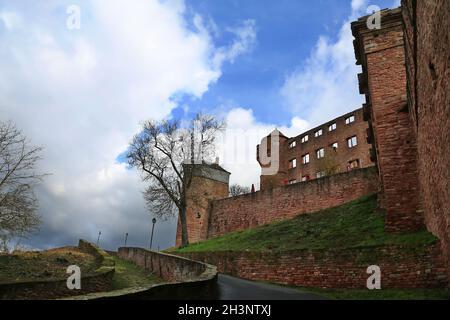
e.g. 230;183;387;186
229;184;250;197
127;113;224;248
0;121;45;250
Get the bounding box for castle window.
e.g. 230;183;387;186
289;158;297;169
316;148;325;159
328;123;337;131
288;179;297;185
345;115;355;125
331;142;338;150
347;136;358;148
301;175;310;182
316;171;326;178
289;140;297;149
348;159;360;170
302;154;310;165
314;129;323;138
301;135;309;143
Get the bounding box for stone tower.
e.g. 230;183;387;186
175;162;230;247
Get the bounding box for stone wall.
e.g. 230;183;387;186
118;247;216;283
401;0;450;278
117;247;217;299
207;167;378;238
352;8;424;233
178;242;448;289
258;108;373;190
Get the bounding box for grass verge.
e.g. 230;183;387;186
111;255;162;290
171;194;437;253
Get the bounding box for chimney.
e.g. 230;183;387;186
214;157;219;165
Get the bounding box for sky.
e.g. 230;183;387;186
0;0;400;251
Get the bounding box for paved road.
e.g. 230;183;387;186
213;274;325;300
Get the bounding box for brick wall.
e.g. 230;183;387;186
176;165;230;246
402;0;450;279
352;8;424;233
178;242;448;289
207;167;378;238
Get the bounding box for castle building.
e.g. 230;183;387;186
256;108;374;191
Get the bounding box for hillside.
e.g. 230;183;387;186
172;194;437;253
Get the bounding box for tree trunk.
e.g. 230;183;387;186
179;206;189;248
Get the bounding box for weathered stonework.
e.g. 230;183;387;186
401;0;450;279
207;167;378;238
178;241;448;289
257;108;374;191
352;8;424;233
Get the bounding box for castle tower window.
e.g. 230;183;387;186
289;158;297;169
345;115;355;125
302;154;310;164
331;142;338;150
348;159;360;170
316;148;325;159
301;175;310;182
316;171;326;178
288;179;297;185
328;123;337;131
314;129;323;137
347;136;358;148
289;140;297;149
301;135;309;143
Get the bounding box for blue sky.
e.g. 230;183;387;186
0;0;399;251
173;0;398;125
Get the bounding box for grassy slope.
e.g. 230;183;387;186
0;247;98;283
172;194;437;253
111;255;162;290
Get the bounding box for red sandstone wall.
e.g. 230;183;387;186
402;0;450;278
352;9;424;233
176;175;229;246
207;167;378;238
179;242;448;289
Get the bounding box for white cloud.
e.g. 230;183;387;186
0;0;255;250
218;108;309;189
280;2;375;127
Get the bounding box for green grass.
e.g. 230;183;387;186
111;256;162;290
171;194;437;253
297;287;450;300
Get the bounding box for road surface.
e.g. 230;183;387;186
213;274;325;300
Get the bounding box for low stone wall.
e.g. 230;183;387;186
177;242;449;289
207;167;379;238
109;247;218;299
0;240;115;300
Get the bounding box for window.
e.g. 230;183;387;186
348;159;360;170
301;175;310;182
331;142;338;150
289;140;297;149
316;148;325;159
328;123;337;132
314;129;323;138
288;179;297;185
316;171;326;179
289;158;297;169
301;135;309;143
345;115;355;125
302;154;310;164
347;136;358;148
